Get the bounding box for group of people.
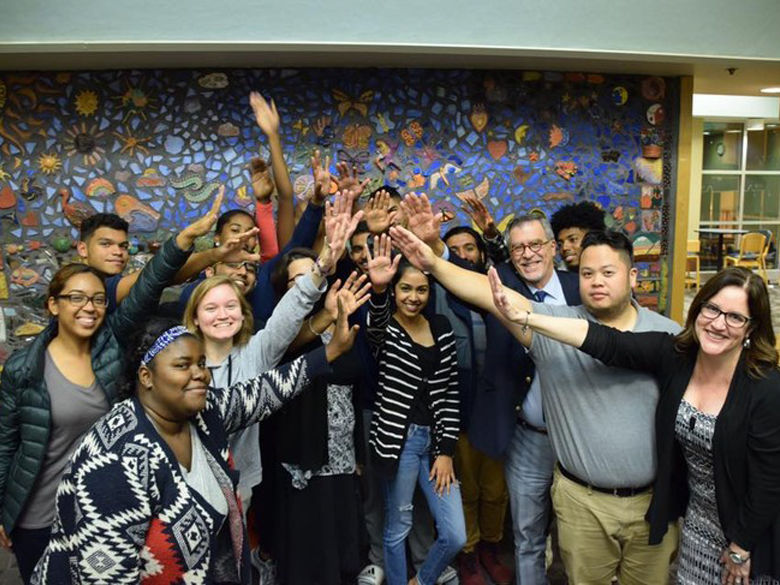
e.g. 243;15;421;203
0;92;778;585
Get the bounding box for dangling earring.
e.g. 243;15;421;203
743;337;751;349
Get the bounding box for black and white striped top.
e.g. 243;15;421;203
367;290;460;473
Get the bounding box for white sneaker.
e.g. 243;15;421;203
436;565;458;584
358;564;385;585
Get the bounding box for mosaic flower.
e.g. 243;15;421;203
74;89;99;116
37;152;62;175
114;81;157;122
113;129;151;157
64;122;106;166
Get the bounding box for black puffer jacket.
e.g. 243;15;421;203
0;237;190;533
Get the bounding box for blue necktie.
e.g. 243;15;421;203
533;290;548;303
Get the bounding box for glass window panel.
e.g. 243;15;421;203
702;122;744;170
700;175;741;223
754;224;779;269
746;125;780;170
744;175;780;222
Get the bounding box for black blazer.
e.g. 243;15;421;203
464;260;580;458
581;322;780;579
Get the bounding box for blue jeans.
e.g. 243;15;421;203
382;424;466;585
505;421;555;585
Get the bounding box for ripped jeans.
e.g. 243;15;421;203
382;424;466;585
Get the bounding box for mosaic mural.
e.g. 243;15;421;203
0;68;679;364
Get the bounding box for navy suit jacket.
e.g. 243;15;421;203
467;263;580;459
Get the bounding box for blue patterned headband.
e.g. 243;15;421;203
140;326;191;366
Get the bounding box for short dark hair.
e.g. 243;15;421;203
270;247;319;300
392;258;433;290
368;185;401;202
550;201;606;240
580;229;634;266
350;221;369;246
79;213;129;242
215;209;254;237
443;225;487;257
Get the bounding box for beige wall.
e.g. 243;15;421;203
688;119;704;240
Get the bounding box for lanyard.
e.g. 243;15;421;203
207;354;233;387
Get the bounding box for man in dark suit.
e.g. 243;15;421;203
463;215;579;585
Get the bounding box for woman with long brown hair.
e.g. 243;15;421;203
489;266;780;584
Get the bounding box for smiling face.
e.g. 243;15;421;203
138;336;211;421
508;220;556;288
215;212;257;251
194;283;244;343
579;244;637;321
694;285;752;359
209;249;257;296
78;227;130;275
47;272;107;339
557;226;587;269
349;232;369;273
393;266;430;319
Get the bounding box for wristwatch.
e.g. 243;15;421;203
728;549;750;565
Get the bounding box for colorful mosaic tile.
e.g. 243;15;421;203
0;68;679;359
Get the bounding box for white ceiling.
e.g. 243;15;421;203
1;43;779;98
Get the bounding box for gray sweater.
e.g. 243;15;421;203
206;272;325;499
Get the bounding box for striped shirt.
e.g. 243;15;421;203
366;290;460;473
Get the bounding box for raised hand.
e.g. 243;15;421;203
251;158;275;202
334;161;369;200
488;266;526;323
401;193;442;246
216;227;262;260
177;185;225;250
324;271;371;320
249;92;280;136
310;149;331;205
365;189;391;234
461;193;499;238
325;296;360;363
319;191;364;272
366;233;401;292
388;225;435;274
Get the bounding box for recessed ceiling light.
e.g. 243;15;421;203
760;87;780;94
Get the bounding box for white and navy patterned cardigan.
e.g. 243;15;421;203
31;347;329;585
367;290;460;474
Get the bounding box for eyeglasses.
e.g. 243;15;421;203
699;302;751;328
509;239;552;255
220;261;258;272
57;293;108;308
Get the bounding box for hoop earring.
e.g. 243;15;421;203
743;337;751;349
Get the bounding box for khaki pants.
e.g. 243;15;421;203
454;433;509;552
551;468;678;585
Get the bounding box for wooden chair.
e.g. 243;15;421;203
724;231;768;281
685;240;700;289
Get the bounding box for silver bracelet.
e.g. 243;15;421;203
521;311;531;335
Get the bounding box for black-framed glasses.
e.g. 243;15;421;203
57;293;108;308
509;239;552;255
220;261;258;272
700;302;751;328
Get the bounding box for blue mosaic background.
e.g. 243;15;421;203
0;68;679;362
